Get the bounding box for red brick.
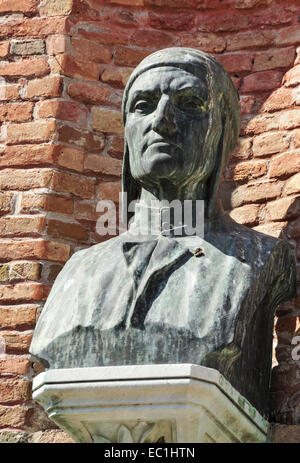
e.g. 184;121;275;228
0;216;45;237
55;55;100;81
74;201;98;222
107;135;124;159
0;0;37;14
131;29;174;48
234;0;273;7
0;83;20;101
84;155;122;176
0;282;50;303
283;65;300;88
38;0;73;16
0;239;70;262
25;76;63;99
0;264;9;282
0;405;27;428
0;192;13;216
261;88;294;113
196;8;292;32
0;356;30;375
7;121;56;144
266;197;300;221
0;168;53;191
292;129;300;148
181;33;226;53
50;171;95;199
29;430;75;443
1;331;33;354
101;67;133;88
106;0;143;5
231;181;283;208
288;217;300;239
0;102;33;122
241;70;283;93
0;144;56;168
274;26;300;47
147;11;195;30
46;219;89;241
10;39;45;56
145;0;220;7
252;132;290;157
71;37;111;64
227;160;267;181
230;137;252;161
0;41;9;58
269;151;300;179
10;262;41;281
246;110;300;135
0;378;31;402
46;35;67;55
285;172;300;196
54;145;84;172
47;263;62;283
67;81;110;105
0;58;49;78
293;86;300;106
97;181;121;202
114;46;151;67
253;48;295;72
274;425;300;444
229;203;260;225
21;193;73;215
78;28;130;46
240;95;256;115
0;18;69;39
226;29;274;52
216;53;253;73
58;125;105;152
92;107;123;135
276;111;300;131
253;222;287;238
37;100;88;128
276;314;299;335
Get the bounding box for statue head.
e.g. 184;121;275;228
122;47;240;222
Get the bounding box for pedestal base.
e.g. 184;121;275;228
32;364;268;443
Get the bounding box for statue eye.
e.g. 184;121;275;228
132;99;155;114
175;95;207;113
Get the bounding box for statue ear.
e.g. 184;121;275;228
121;141;141;225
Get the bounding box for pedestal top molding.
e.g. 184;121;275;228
33;364;269;443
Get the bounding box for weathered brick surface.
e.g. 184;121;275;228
10;40;46;56
0;0;299;443
0;58;50;78
7;121;57;144
25;76;63;99
0;305;37;329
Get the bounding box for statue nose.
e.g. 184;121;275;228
151;95;176;135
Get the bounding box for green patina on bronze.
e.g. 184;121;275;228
30;48;296;418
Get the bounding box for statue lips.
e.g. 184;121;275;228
143;138;181;157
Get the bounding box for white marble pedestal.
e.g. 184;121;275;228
32;364;269;443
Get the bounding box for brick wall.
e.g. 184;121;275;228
0;0;299;443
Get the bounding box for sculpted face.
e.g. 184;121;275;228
125;66;223;189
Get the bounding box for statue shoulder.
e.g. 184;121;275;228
63;234;124;269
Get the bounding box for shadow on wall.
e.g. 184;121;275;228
218;53;300;424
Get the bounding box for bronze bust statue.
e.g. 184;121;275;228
30;48;296;418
